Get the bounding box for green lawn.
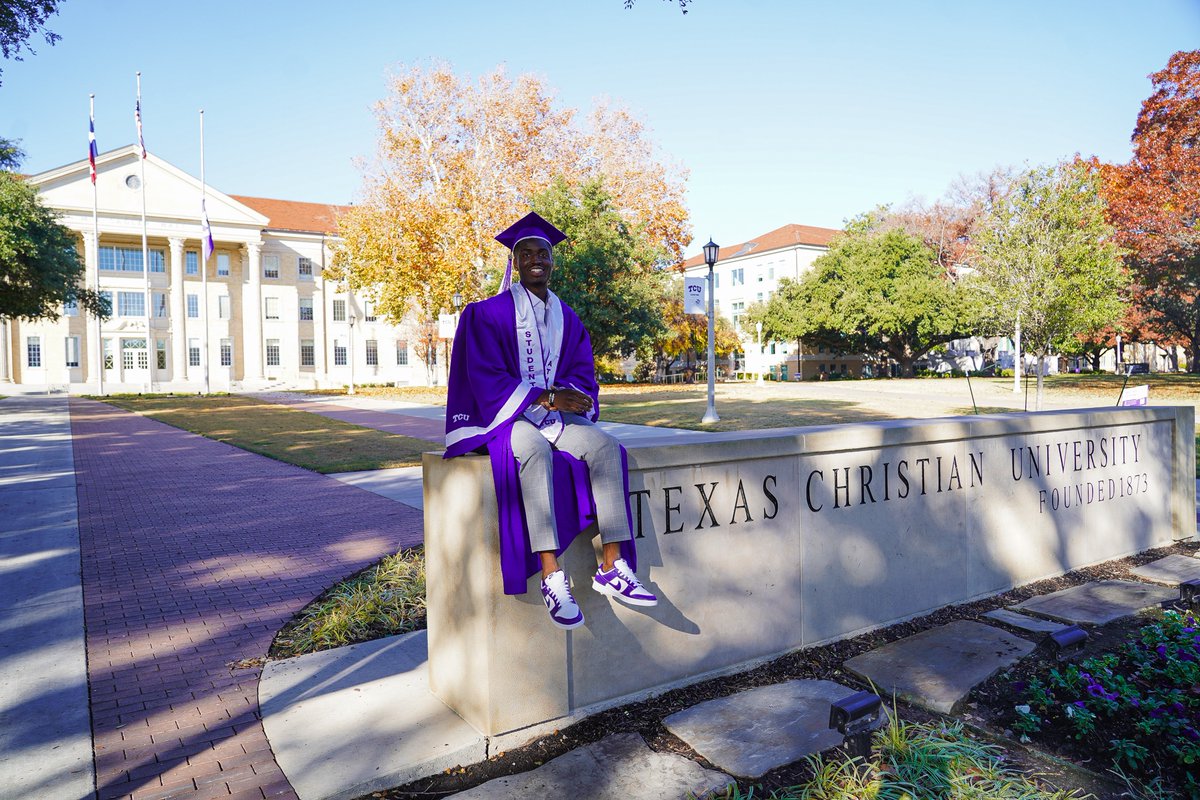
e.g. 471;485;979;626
97;394;434;473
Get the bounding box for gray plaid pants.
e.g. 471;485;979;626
509;414;631;553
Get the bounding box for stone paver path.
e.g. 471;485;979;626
70;399;423;800
844;620;1035;714
662;679;859;779
1012;579;1176;625
1130;553;1200;585
452;733;733;800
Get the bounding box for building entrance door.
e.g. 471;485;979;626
120;337;149;384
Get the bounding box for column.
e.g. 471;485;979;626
168;237;186;383
82;231;100;389
243;242;264;380
313;269;327;380
0;320;9;382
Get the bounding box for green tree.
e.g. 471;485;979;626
972;161;1127;407
639;277;739;381
531;177;667;359
753;213;973;377
0;0;63;86
0;146;108;321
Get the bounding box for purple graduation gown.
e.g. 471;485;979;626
444;290;636;595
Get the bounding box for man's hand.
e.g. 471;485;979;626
549;387;593;415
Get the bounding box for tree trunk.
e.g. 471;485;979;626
1035;354;1046;411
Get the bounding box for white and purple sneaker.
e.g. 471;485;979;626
592;558;658;607
541;570;585;630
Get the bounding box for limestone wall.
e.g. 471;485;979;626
423;407;1195;736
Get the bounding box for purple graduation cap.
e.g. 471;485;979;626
495;211;567;293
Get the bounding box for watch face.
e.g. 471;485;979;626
125;174;141;190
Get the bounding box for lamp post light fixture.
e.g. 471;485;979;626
347;311;357;396
702;238;720;424
755;320;765;387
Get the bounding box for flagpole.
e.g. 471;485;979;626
200;109;211;395
136;72;153;392
90;93;104;396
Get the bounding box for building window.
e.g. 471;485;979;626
263;254;280;279
100;290;112;312
217;253;230;276
154;292;168;318
103;339;113;370
333;342;347;366
186;250;199;276
768;266;775;280
99;245;165;273
65;336;80;368
300;339;315;367
731;268;745;286
218;295;230;319
714;272;720;289
757;269;764;282
364;302;377;323
187;294;199;318
332;299;346;322
298;257;314;280
757;292;763;303
156;339;167;370
64;298;78;317
366;339;378;366
298;297;314;321
264;297;280;320
220;339;232;367
27;336;42;368
731;301;745;329
189;339;201;367
265;339;281;367
396;340;408;366
117;291;145;317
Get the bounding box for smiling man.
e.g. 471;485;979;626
444;211;657;629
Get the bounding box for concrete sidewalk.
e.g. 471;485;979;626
0;394;93;800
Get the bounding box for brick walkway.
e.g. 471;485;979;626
70;399;424;800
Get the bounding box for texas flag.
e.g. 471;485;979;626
88;114;98;184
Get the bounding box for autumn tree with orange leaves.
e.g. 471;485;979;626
1101;50;1200;372
327;62;690;366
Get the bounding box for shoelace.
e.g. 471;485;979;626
545;578;573;605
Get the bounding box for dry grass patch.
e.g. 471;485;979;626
99;394;432;473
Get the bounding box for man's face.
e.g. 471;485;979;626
514;238;554;293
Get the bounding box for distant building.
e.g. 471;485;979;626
679;223;847;380
1;146;439;392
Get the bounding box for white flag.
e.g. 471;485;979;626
1119;384;1149;406
438;313;457;339
684;277;706;314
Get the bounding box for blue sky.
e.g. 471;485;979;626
2;0;1197;251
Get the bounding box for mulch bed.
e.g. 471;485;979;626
371;541;1198;800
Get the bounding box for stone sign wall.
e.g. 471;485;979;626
423;407;1194;737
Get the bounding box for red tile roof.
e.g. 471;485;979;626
231;195;351;235
680;223;841;268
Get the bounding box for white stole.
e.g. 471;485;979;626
512;284;565;442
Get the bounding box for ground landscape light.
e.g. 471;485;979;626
829;690;882;760
1178;578;1200;610
1041;624;1088;661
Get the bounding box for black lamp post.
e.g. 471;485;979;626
702;238;720;423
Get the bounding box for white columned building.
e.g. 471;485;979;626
2;145;436;392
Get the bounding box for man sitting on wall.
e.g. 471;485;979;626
444;212;657;629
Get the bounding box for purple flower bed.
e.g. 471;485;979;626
1005;610;1200;798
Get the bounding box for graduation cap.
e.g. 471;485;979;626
495;212;567;293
